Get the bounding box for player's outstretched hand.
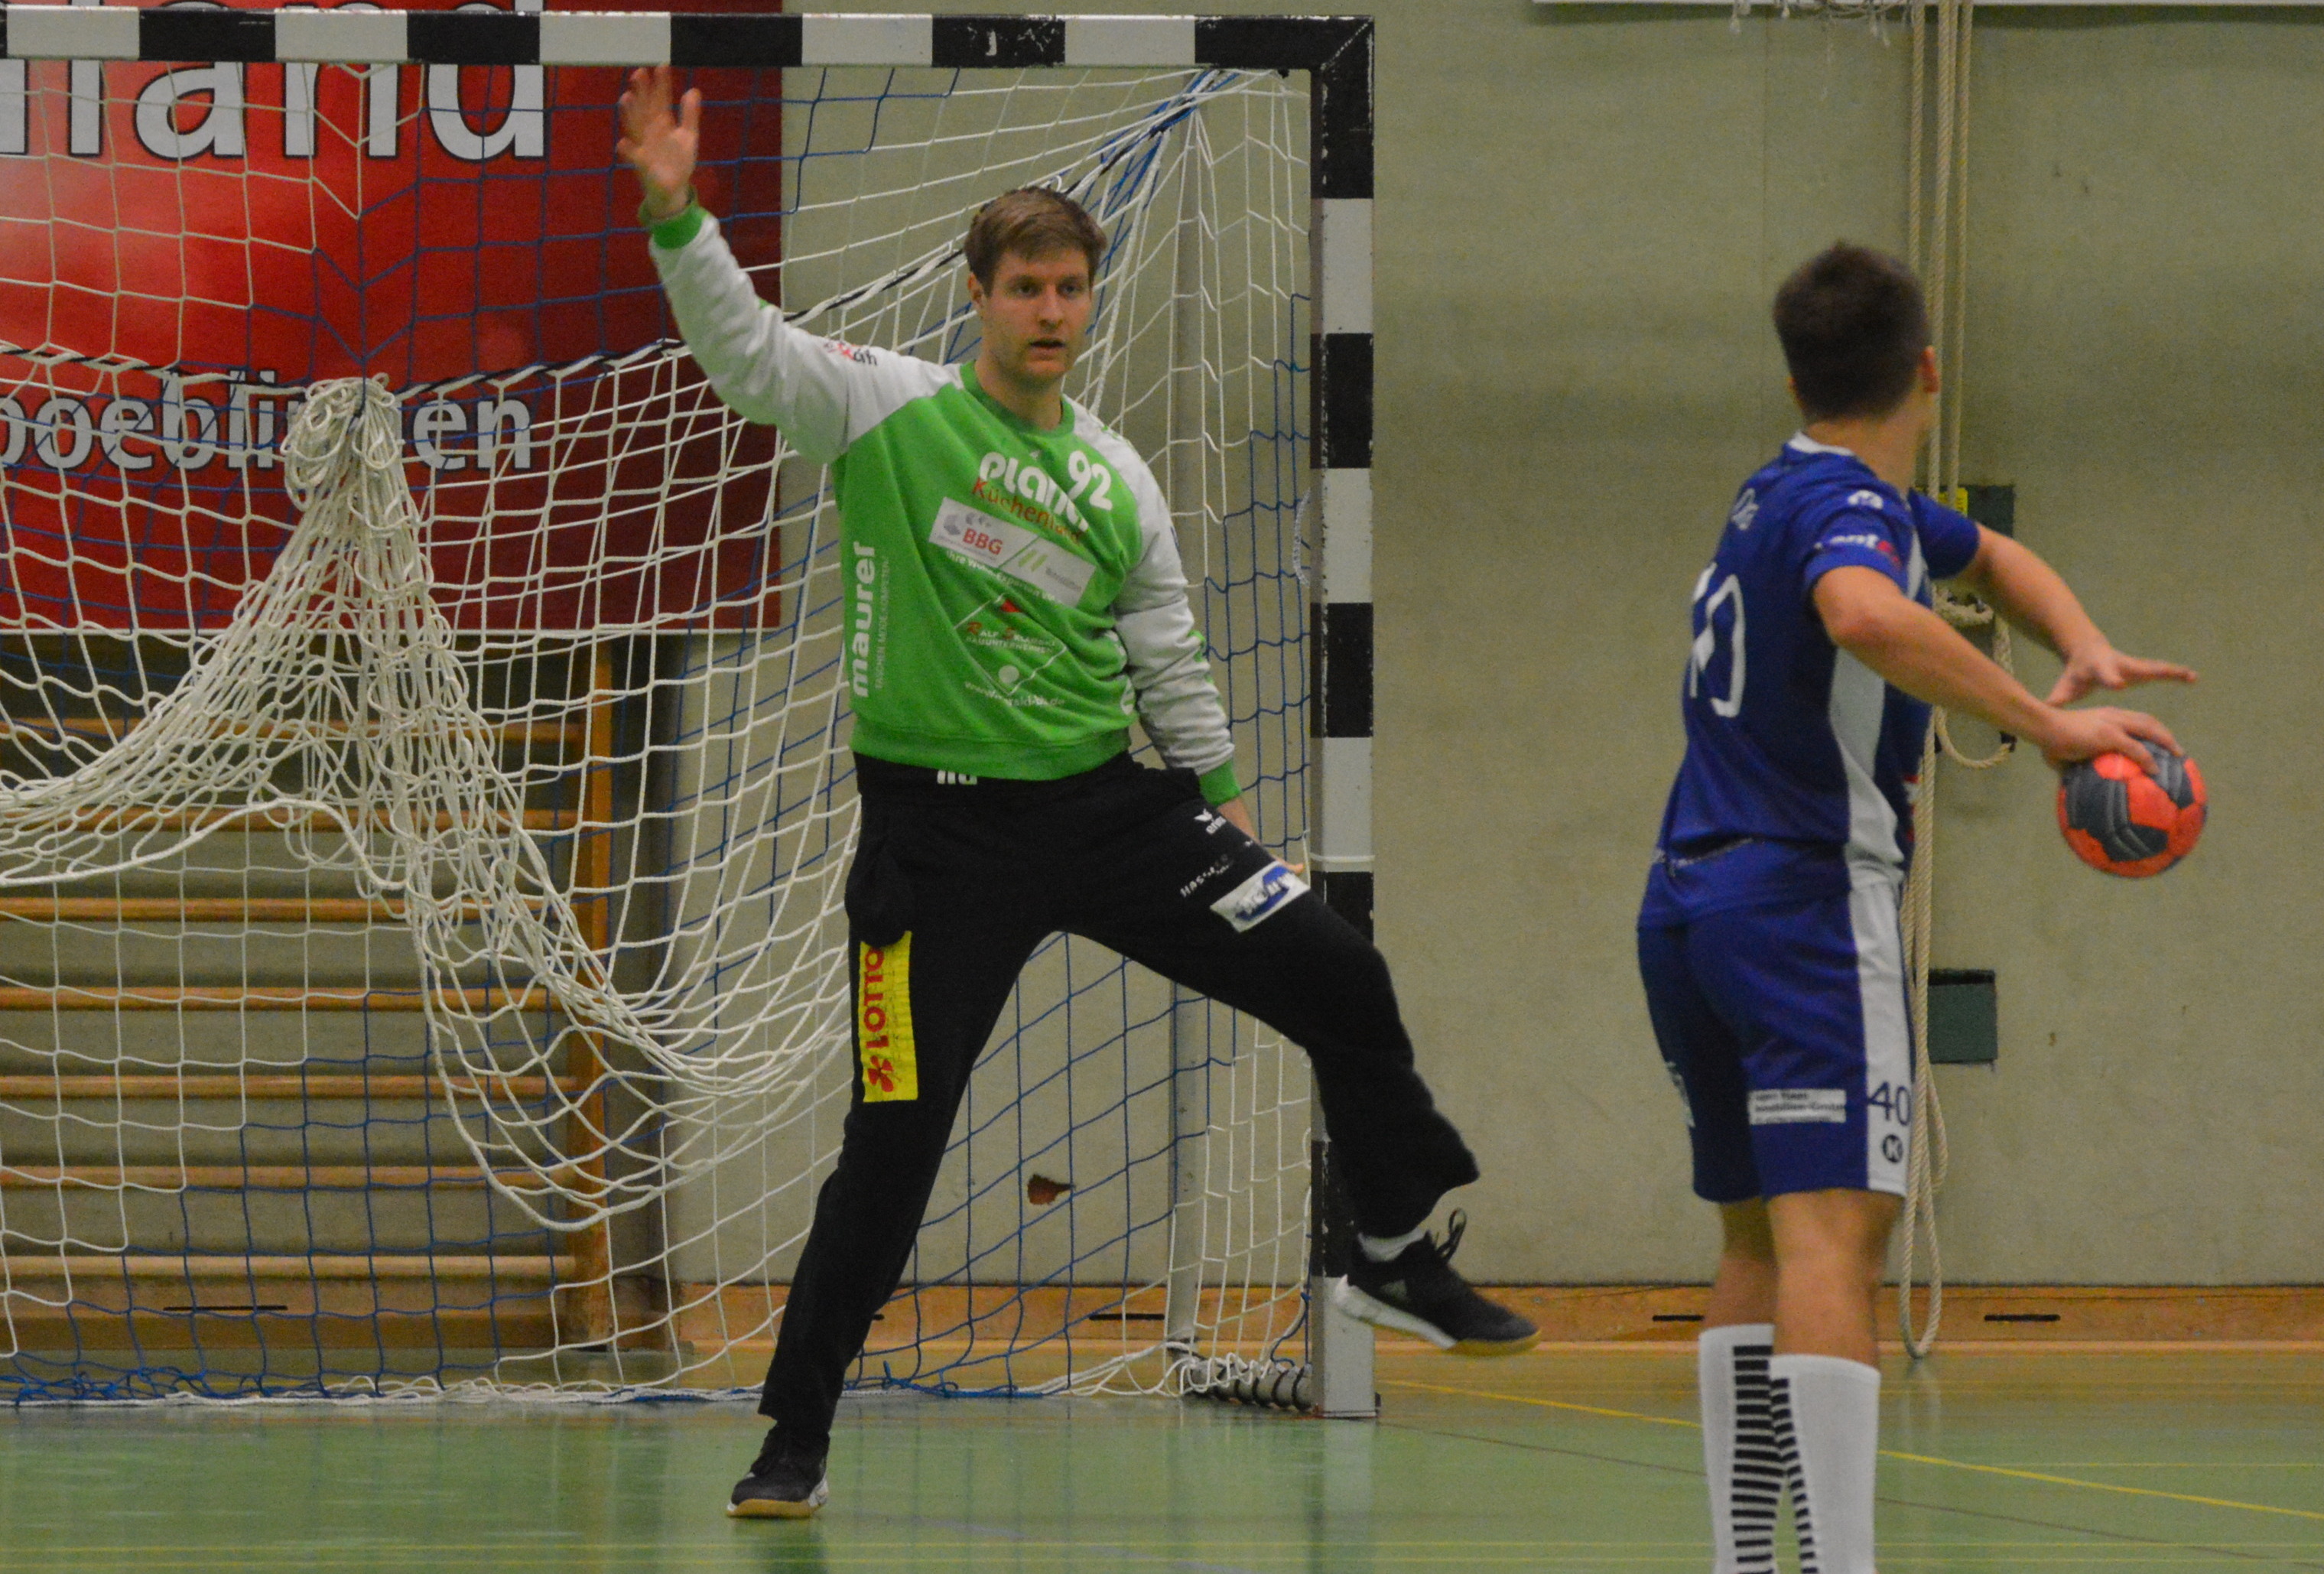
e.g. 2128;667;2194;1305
2045;642;2198;707
2034;704;2180;774
618;65;700;223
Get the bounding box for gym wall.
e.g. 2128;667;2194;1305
1365;0;2320;1283
746;0;2323;1285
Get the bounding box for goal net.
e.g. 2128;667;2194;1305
0;10;1328;1401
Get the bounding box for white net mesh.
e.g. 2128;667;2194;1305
0;44;1317;1400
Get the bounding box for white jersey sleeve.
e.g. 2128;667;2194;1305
1086;423;1237;782
649;212;947;467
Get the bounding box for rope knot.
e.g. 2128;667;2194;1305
281;376;405;520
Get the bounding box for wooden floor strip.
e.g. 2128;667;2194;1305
0;898;539;923
0;1074;584;1101
0;1254;577;1280
0;986;552;1012
0;1165;566;1190
0;716;585;746
24;806;577;834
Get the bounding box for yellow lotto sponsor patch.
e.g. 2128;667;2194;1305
856;935;918;1102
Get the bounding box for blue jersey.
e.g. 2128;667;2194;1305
1643;436;1981;919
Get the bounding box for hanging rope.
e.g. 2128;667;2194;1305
1896;587;2012;1358
1895;0;1991;1360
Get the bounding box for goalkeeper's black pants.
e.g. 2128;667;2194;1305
756;752;1481;1447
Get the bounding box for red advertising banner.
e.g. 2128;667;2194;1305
0;0;788;631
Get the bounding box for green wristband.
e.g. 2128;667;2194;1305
1197;761;1243;807
642;197;707;251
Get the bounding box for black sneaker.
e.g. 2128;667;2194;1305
726;1428;830;1520
1332;1211;1539;1356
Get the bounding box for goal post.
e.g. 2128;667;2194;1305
0;8;1378;1409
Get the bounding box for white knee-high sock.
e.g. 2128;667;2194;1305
1698;1325;1779;1574
1769;1353;1882;1574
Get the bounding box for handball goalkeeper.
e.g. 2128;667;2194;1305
619;66;1539;1521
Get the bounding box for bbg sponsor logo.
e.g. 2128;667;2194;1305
930;498;1097;607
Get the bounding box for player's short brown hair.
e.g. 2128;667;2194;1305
1773;243;1932;421
962;187;1107;287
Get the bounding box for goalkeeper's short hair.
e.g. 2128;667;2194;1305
1773;242;1931;421
964;187;1107;287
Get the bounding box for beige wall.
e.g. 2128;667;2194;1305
798;0;2323;1285
1884;14;2324;1282
1369;2;2323;1283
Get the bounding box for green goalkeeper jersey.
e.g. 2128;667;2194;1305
650;210;1240;804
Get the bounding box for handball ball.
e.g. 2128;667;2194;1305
2057;748;2206;877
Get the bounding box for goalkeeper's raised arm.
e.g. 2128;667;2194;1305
619;65;1245;816
619;65;900;467
616;63;698;226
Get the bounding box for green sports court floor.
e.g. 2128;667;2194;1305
2;1348;2319;1572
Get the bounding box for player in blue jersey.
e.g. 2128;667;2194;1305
1641;243;2195;1574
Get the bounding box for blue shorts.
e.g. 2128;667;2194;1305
1636;864;1915;1202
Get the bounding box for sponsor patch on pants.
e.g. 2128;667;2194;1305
1747;1088;1846;1125
1209;861;1308;933
858;935;918;1102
